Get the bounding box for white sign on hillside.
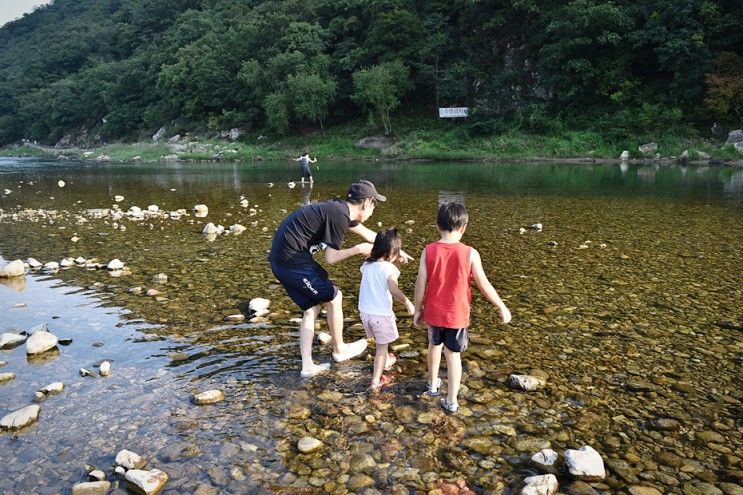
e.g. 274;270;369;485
439;107;469;118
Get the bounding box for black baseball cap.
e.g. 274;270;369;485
347;180;386;202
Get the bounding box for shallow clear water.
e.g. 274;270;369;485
0;157;741;494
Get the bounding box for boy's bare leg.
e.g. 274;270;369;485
428;342;443;388
300;305;327;375
443;347;462;404
371;343;388;386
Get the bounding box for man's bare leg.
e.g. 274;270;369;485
299;305;329;376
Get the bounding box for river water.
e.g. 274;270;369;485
0;157;741;495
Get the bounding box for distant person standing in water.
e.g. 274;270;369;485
294;151;317;184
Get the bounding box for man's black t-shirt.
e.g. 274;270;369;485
269;200;358;267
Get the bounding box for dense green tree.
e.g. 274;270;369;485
352;60;412;135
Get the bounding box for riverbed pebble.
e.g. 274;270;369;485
297;437;323;453
192;390;225;405
0;404;40;430
71;481;110;495
125;468;168;495
0;332;26;348
116;449;147;470
565;445;606;481
0;259;25;278
0;372;15;383
507;374;546;391
99;361;111;376
521;474;558;495
26;330;58;355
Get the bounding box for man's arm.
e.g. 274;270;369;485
470;248;511;324
324;243;372;264
413;249;427;327
348;223;414;263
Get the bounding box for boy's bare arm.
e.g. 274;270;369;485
413;250;427;326
471;248;512;324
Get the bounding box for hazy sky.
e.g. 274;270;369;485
0;0;53;27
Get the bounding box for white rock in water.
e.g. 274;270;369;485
58;180;66;188
115;449;147;470
519;227;527;234
71;236;80;242
531;449;559;471
193;204;208;214
125;469;168;495
72;481;110;495
75;257;87;264
152;273;168;283
288;181;296;188
297;436;323;453
60;257;75;267
107;259;124;270
521;474;559;495
0;259;25;278
240;199;249;208
202;223;218;234
316;332;332;345
697;150;711;160
192;389;225;405
638;142;658;155
26;257;42;269
80;368;97;377
0;332;27;348
229;224;246;235
39;382;64;395
99;361;111;376
114;195;125;202
620;150;630;160
564;445;606;481
29;323;49;334
249;298;270;313
224;314;245;322
530;223;543;231
88;469;106;481
0;404;40;430
43;261;60;272
0;372;16;383
26;331;58;355
3;189;10;195
147;205;159;212
507;374;546;391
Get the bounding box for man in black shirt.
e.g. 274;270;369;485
269;180;411;377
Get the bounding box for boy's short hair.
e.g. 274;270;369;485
437;202;469;231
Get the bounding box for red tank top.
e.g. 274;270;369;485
423;241;472;328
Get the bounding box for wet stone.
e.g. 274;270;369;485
628;487;663;495
651;418;681;431
565;481;599;495
71;481;111;495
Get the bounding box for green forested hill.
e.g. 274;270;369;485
0;0;741;146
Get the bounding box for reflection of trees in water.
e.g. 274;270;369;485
437;190;466;206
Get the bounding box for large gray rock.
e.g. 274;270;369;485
565;445;606;481
638;142;658;155
26;331;58;355
152;127;166;142
125;469;168;495
0;259;25;278
355;136;394;149
0;332;26;348
1;404;40;430
726;129;743;144
734;141;743;156
71;481;111;495
521;474;559;495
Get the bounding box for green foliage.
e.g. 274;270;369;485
0;0;742;145
352;60;412;134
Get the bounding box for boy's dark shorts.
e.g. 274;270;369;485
271;262;338;311
428;326;469;352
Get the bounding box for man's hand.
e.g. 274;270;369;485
398;250;414;264
356;242;373;257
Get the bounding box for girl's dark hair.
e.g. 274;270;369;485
367;228;401;262
437;202;469;231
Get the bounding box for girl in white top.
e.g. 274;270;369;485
359;228;415;389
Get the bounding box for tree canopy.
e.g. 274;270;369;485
0;0;741;145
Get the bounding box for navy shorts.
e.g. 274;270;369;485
271;262;338;311
300;164;312;178
428;326;469;352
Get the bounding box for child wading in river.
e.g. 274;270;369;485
414;202;512;413
358;228;415;389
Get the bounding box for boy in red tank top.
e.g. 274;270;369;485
413;202;512;413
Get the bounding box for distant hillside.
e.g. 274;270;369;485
1;0;741;146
